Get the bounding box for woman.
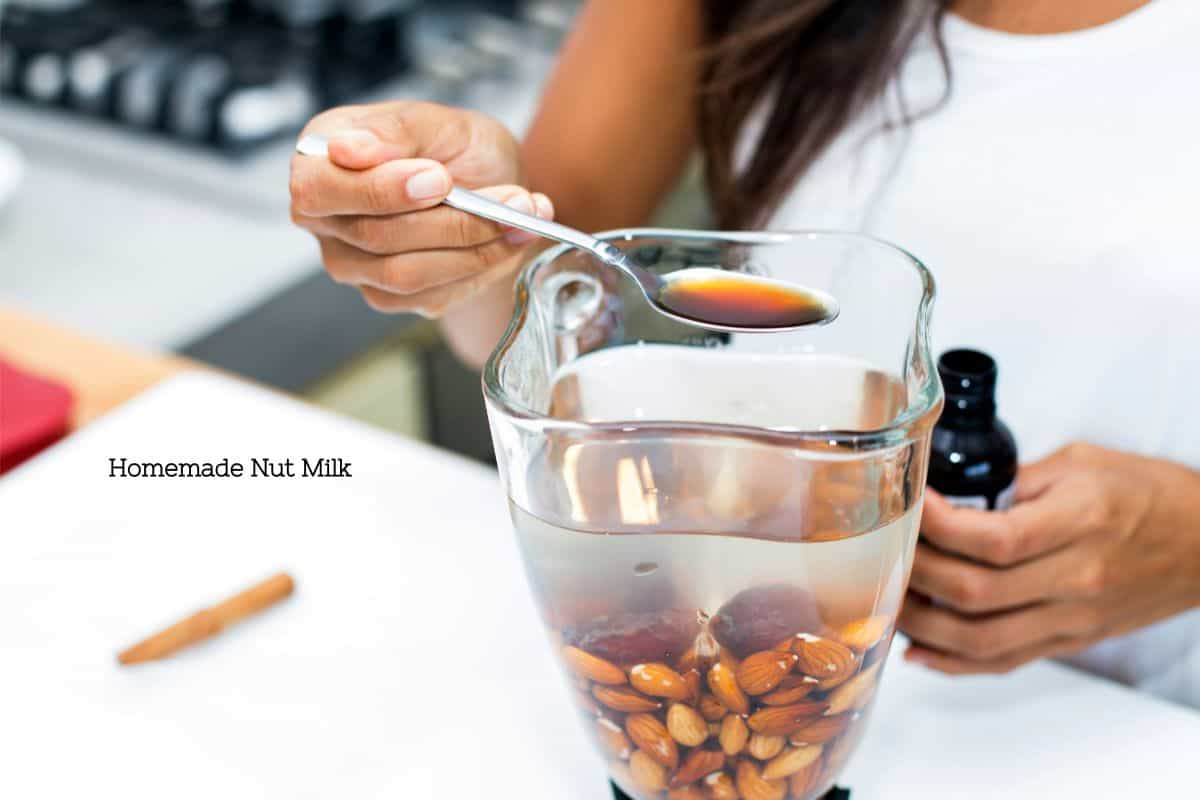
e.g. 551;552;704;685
289;0;1200;708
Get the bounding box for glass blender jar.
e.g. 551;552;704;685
484;230;943;800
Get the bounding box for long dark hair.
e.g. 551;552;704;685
699;0;952;230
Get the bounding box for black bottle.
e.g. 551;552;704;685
928;349;1018;510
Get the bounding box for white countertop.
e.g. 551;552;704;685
1;373;1195;798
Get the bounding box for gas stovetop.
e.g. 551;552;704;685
0;0;571;154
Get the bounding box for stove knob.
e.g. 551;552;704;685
166;54;233;140
115;47;181;128
22;51;67;103
67;31;152;114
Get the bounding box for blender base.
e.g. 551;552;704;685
610;780;849;799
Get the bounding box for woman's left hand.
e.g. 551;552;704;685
898;442;1200;674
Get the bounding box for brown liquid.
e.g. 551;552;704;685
657;273;831;328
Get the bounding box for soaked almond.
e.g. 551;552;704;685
747;733;786;760
736;759;787;800
836;615;891;652
704;771;739;800
707;662;750;715
669;748;725;789
563;645;627;685
667;703;710;747
626;712;679;770
629;749;668;793
762;744;822;780
718;713;749;756
631;662;692;701
747;701;829;736
593;684;662;713
760;674;818;706
736;650;798;696
792;634;857;689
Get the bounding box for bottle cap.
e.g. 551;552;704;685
937;348;997;417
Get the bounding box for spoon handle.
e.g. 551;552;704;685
443;187;602;253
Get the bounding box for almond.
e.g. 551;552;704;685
736;650;798;696
683;668;703;703
718;713;749;756
593;684;662;713
773;636;795;652
667;703;710;747
747;733;785;760
669;748;725;789
563;645;627;685
704;771;739;800
699;693;728;721
826;662;880;715
836;615;891;652
626;712;679;770
762;744;822;780
791;634;857;689
736;759;787;800
630;749;668;793
631;662;692;701
668;786;708;800
707;662;749;715
595;717;632;761
717;647;741;671
747;701;829;736
708;722;722;736
787;712;854;745
790;761;824;799
760;674;818;706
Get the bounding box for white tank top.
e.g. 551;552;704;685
768;0;1200;708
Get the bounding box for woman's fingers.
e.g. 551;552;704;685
290;156;453;217
919;482;1093;566
358;256;519;318
319;235;521;295
294;187;546;255
902;635;1087;676
896;593;1098;661
907;540;1097;613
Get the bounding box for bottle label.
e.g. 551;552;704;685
943;480;1016;512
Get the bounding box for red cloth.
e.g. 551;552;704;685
0;359;73;474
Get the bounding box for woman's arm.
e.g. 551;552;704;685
439;0;703;368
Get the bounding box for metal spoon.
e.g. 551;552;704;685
296;133;838;332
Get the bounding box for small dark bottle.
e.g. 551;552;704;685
928;349;1018;510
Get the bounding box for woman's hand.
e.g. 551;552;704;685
899;443;1200;674
289;101;554;318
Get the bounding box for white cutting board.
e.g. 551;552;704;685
0;373;1195;798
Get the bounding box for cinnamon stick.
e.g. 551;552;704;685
117;572;294;665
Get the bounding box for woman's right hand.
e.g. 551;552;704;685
289;101;554;318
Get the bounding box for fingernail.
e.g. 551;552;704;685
330;129;378;151
532;192;554;220
407;167;451;201
504;193;535;215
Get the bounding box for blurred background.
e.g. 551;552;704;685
0;0;709;465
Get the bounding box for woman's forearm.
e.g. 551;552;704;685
438;0;703;369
